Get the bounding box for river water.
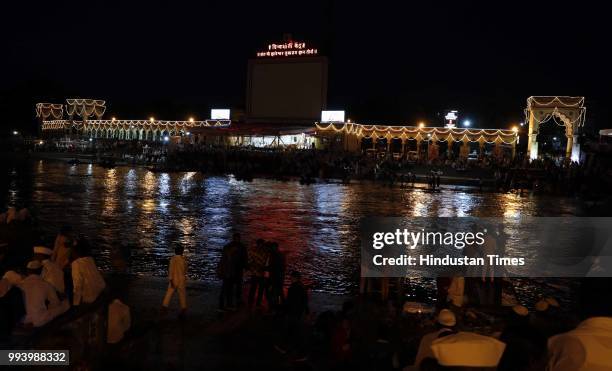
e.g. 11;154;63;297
4;160;585;303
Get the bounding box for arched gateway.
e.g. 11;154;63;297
525;96;586;161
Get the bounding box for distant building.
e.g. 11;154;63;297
246;35;328;125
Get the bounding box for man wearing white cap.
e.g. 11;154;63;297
410;309;457;369
33;246;65;295
18;261;69;327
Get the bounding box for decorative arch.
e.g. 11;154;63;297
525;96;586;161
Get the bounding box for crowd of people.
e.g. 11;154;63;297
1;206;612;369
0;224;108;339
154;228;612;370
28;138;612;198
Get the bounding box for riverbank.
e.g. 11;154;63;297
29;151;496;188
103;274;349;370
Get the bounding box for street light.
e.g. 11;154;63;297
512;126;519;133
13;130;19;135
150;117;155;122
463;120;471;127
418;122;425;128
189;117;194;122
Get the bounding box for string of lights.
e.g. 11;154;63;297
42;119;231;130
35;103;64;119
315;123;518;144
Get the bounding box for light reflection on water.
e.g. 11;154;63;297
14;161;585;296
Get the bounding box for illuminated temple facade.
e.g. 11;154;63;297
314;123;518;159
36;99;519;159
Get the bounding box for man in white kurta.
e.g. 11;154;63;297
71;256;106;306
547;316;612;371
162;246;187;313
33;246;65;295
19;261;69;327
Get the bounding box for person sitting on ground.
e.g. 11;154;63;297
547;278;612;370
285;270;309;319
497;305;547;371
411;309;457;369
18;260;69;327
52;225;73;270
32;246;65;295
531;298;567;339
71;239;106;306
429;331;506;370
275;270;310;356
161;245;187;317
108;297;131;344
5;207;17;224
0;269;26;338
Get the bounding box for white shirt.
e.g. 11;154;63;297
547;317;612;371
168;255;187;288
42;259;65;294
413;329;452;367
107;299;131;344
18;274;61;327
71;256;106;305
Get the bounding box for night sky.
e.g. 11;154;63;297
1;0;609;135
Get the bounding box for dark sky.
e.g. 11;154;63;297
2;0;610;134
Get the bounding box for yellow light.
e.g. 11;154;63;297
150;117;155;122
112;117;116;121
189;117;194;122
512;126;518;133
418;122;425;128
